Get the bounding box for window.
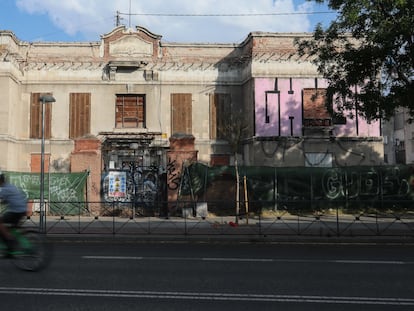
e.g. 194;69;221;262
303;88;331;127
30;93;52;139
116;94;146;128
70;93;91;139
210;93;231;139
171;93;192;134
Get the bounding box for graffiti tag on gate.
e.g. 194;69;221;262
167;155;181;191
101;163;160;206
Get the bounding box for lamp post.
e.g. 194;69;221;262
39;95;55;233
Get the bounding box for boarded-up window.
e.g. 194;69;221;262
30;93;52;139
70;93;91;139
116;95;145;128
210;93;231;139
171;93;192;134
303;88;331;127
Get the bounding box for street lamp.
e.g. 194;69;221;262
39;94;55;233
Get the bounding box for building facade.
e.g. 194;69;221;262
0;25;387;203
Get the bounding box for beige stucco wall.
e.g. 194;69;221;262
0;26;389;174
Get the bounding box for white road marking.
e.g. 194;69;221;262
333;260;406;265
82;255;413;265
0;287;413;305
83;256;144;260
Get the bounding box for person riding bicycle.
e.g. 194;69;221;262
0;172;27;256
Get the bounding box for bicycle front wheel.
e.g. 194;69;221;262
13;230;52;272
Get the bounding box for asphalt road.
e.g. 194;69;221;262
1;239;414;311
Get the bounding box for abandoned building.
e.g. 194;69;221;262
1;25;404;205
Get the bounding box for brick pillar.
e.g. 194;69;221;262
70;137;102;208
166;134;198;213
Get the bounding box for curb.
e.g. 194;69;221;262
45;233;414;245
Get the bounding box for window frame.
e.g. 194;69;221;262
302;88;331;127
115;94;146;129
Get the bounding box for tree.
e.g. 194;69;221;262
219;107;248;224
296;0;414;121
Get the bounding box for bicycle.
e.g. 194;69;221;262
1;227;52;271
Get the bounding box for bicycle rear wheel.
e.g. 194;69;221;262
13;230;52;272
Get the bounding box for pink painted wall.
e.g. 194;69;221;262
254;78;380;137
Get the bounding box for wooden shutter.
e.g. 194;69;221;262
210;93;230;139
70;93;91;139
30;93;52;139
171;93;192;134
210;94;218;139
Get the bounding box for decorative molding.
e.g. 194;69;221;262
106;60;148;80
109;35;153;57
23;61;105;71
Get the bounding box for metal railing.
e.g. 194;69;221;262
18;199;414;237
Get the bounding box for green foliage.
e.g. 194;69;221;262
297;0;414;120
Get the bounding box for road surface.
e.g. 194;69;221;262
1;239;413;310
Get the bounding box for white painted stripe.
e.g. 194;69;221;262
203;257;274;262
83;256;143;260
0;287;413;306
82;255;413;265
333;260;406;265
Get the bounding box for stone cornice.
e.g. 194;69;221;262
2;28;315;74
21;58;250;72
22;61;106;71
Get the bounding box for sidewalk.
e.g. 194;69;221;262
22;214;414;244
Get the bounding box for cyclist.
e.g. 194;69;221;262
0;173;27;257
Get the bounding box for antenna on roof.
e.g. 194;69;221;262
115;11;124;27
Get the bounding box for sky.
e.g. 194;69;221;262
0;0;337;43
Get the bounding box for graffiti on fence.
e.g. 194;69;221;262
322;168;342;199
179;163;414;211
322;166;411;200
6;172;87;202
48;185;80;202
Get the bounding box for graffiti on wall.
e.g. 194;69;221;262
254;78;381;137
